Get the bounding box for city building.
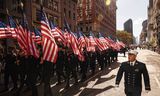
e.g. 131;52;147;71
124;19;133;35
139;20;148;44
124;19;133;43
0;0;78;31
77;0;117;38
147;0;160;49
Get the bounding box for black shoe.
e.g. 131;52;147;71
10;87;18;91
64;84;70;89
56;82;62;85
74;81;78;85
80;78;86;82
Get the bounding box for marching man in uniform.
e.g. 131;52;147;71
115;50;151;96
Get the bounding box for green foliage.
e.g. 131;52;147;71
116;30;133;45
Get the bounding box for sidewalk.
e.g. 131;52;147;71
96;49;160;96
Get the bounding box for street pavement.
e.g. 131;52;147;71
1;49;160;96
50;49;160;96
78;49;160;96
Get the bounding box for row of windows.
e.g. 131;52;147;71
64;8;76;20
78;0;91;4
64;24;76;32
48;0;58;12
79;26;92;32
33;0;58;12
64;1;76;11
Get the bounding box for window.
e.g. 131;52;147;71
73;13;75;20
53;1;58;11
80;27;83;31
90;26;92;31
69;24;72;30
48;0;58;12
64;8;66;16
69;11;71;19
54;16;58;26
86;26;88;31
48;0;53;10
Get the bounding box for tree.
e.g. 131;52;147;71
116;30;133;46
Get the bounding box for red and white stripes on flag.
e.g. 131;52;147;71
86;34;96;52
16;25;28;54
95;38;107;51
32;32;42;45
16;25;39;58
70;32;84;61
0;23;16;39
70;32;80;55
40;13;58;63
26;30;39;58
51;27;66;45
78;32;86;52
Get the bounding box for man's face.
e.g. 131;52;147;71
128;54;136;62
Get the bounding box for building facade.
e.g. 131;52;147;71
147;0;160;49
0;0;78;48
77;0;117;38
0;0;77;31
60;0;77;32
124;19;133;43
140;20;148;44
124;19;133;35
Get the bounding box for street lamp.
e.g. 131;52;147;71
106;0;111;6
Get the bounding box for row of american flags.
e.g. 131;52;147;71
0;9;125;63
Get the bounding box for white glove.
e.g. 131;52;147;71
114;84;119;91
145;90;150;93
115;84;119;87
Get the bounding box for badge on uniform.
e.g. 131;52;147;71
135;69;139;72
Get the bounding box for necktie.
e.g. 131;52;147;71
130;63;133;66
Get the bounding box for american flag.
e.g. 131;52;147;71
116;39;125;48
78;31;86;52
32;27;42;45
40;9;58;63
95;38;105;51
105;37;118;50
86;31;96;52
64;17;80;55
0;21;8;38
70;32;80;55
0;21;13;38
16;14;39;58
64;18;84;61
105;37;114;48
49;21;66;45
8;16;17;38
97;32;108;51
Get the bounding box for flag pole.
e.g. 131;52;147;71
3;8;9;54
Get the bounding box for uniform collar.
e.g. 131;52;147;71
128;60;137;66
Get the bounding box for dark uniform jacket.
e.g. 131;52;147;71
116;60;151;91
